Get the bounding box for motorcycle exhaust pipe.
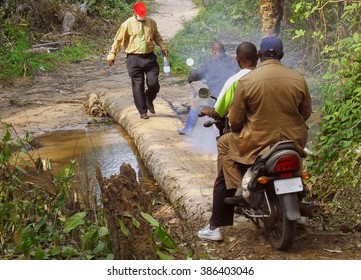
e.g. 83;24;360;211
299;202;321;217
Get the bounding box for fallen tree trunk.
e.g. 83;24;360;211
32;42;66;48
83;93;106;117
24;47;59;54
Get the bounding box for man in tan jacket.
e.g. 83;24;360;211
107;2;168;119
198;35;312;241
228;35;312;164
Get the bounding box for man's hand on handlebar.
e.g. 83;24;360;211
199;107;211;117
199;106;221;119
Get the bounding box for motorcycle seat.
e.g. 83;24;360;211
260;140;306;161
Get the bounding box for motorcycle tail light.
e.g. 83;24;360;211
279;172;293;179
273;154;300;173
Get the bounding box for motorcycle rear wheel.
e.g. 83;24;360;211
265;205;296;251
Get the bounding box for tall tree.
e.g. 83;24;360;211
260;0;284;36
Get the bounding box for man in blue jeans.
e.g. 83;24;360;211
177;42;239;134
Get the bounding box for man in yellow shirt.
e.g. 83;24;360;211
107;2;168;119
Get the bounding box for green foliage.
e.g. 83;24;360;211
287;1;361;71
64;212;86;233
0;123;180;259
0;25;31;78
86;0;135;21
0;23;96;78
18;210;113;260
282;0;361;226
140;211;177;260
0;123;113;259
118;219;130;237
167;0;260;77
0;0;138;79
303;4;361;223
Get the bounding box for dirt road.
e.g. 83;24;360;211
1;0;360;260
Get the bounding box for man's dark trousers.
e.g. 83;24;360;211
209;168;237;227
127;52;160;115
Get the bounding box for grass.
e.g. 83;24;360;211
0;39;96;79
0;23;100;79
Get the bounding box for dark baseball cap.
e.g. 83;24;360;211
259;35;283;55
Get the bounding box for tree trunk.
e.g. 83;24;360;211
96;163;157;260
260;0;284;37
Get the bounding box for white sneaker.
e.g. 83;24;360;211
197;224;223;241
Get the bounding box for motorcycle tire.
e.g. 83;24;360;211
265;203;296;251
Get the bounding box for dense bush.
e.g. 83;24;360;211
287;1;361;225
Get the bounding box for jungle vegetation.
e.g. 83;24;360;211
0;0;360;259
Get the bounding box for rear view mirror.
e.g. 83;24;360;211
198;88;210;98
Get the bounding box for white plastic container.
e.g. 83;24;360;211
163;56;170;76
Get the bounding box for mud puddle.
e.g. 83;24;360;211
33;125;144;176
26;123;159;202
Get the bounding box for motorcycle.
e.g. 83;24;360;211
238;140;321;250
203;116;321;251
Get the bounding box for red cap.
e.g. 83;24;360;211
134;2;147;18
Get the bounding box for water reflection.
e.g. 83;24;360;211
33;124;154;193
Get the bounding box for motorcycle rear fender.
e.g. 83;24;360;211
278;193;301;221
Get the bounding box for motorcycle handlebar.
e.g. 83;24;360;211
202;118;223;128
203;120;215;128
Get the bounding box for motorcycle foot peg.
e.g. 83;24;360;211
234;206;243;215
224;195;248;206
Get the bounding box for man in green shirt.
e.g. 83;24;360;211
197;42;258;241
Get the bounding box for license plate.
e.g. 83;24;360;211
274;177;303;195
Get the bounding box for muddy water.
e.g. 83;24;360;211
30;124;156;203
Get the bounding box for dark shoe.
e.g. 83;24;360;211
146;99;155;114
140;113;149;119
234;206;243;215
224;195;248;206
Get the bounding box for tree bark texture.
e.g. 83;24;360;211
97;163;157;259
260;0;284;37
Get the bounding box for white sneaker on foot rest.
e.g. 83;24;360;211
197;224;223;241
